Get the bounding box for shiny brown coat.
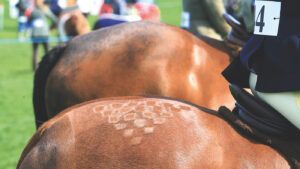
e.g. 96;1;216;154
18;97;289;169
34;21;234;127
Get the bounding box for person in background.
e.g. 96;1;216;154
124;0;139;16
77;0;93;17
100;0;123;15
45;0;62;16
35;0;57;22
28;3;52;71
16;0;30;40
181;0;230;40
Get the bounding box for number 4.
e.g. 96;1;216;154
256;5;265;32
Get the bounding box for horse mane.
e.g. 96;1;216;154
33;45;66;128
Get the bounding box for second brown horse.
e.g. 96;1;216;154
34;21;234;128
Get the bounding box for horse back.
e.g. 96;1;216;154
46;21;234;117
18;97;288;169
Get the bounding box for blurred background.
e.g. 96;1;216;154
0;0;181;168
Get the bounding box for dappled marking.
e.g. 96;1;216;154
114;123;127;130
144;127;155;134
124;113;138;121
134;119;147;128
142;111;155;119
160;111;173;117
108;115;121;124
153;117;166;125
124;129;135;137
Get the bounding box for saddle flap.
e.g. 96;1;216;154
229;84;300;138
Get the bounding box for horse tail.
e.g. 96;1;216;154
33;45;66;129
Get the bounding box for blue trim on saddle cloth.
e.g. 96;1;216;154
239;35;264;69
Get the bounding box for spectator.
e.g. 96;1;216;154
45;0;62;16
77;0;93;17
16;0;30;40
28;6;50;70
181;0;230;40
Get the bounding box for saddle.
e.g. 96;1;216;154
228;84;300;140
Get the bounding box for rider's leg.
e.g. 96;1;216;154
249;72;300;129
42;42;49;53
32;42;39;71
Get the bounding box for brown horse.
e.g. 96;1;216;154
18;96;293;169
61;0;91;36
57;8;91;41
33;21;235;128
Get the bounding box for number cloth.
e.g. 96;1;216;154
253;0;281;36
222;0;300;93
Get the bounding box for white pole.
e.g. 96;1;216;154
0;4;4;30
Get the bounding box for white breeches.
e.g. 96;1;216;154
249;72;300;129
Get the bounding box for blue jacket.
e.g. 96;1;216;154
223;0;300;92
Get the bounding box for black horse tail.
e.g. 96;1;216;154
33;45;66;129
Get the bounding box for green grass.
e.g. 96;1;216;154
0;0;181;169
0;43;35;169
0;1;17;38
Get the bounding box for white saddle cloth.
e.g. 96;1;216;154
249;72;300;129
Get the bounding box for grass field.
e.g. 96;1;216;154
0;0;182;168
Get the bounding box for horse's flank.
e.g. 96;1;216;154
18;96;289;169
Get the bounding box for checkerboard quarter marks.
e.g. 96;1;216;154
90;98;181;146
17;97;289;169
